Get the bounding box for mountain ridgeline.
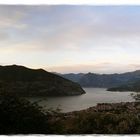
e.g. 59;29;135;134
0;65;85;97
62;71;140;90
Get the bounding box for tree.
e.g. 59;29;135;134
0;94;51;134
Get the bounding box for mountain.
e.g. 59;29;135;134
61;73;84;83
0;65;85;96
107;80;140;92
62;70;140;88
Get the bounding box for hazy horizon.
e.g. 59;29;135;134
1;5;140;73
1;64;140;75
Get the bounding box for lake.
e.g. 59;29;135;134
29;88;136;112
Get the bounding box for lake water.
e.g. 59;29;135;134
29;88;136;112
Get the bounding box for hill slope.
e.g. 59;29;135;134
0;65;85;96
107;80;140;92
62;71;140;88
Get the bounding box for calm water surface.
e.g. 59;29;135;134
29;88;136;112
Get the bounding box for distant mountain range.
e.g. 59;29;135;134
61;70;140;89
0;65;85;97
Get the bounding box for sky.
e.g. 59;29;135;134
0;5;140;74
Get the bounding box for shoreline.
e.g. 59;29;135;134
62;101;140;116
48;101;140;134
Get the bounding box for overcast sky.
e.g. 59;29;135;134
0;5;140;73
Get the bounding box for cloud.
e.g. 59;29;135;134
0;6;140;73
0;31;10;41
46;62;140;74
1;5;140;53
19;6;140;53
46;63;113;73
0;6;27;29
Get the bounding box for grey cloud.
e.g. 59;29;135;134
0;31;10;41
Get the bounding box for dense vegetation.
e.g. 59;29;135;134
57;112;140;134
107;80;140;92
0;65;85;96
0;94;51;134
49;102;140;134
0;93;140;134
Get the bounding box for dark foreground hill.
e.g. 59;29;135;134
0;65;85;96
62;70;140;88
